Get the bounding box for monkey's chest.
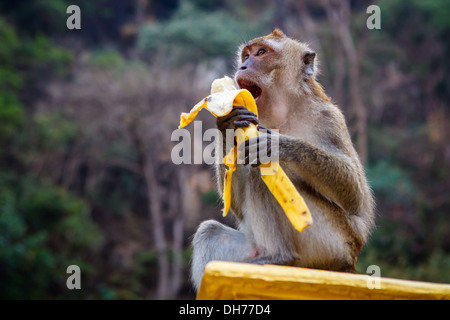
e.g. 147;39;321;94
244;167;299;222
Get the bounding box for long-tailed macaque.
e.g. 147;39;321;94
191;29;375;290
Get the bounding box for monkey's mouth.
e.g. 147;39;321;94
237;79;262;101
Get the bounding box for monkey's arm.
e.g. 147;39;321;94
278;134;364;215
242;131;364;215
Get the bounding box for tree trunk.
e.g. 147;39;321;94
128;120;170;299
321;0;368;164
170;168;189;297
171;216;184;296
339;22;368;165
145;166;169;299
331;37;346;106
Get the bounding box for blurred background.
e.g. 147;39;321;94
0;0;449;299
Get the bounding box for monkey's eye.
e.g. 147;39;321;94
243;54;250;61
256;48;266;56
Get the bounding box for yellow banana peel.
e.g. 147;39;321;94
178;76;312;232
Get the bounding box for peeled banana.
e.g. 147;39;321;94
178;76;312;232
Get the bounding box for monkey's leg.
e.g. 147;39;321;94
191;220;256;290
247;255;296;266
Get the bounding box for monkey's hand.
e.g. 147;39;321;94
216;106;259;133
238;126;280;167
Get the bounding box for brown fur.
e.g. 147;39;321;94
270;28;285;37
311;78;331;102
232;30;375;267
190;30;375;290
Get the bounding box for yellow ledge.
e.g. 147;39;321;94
196;261;450;300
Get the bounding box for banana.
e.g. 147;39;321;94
178;76;312;232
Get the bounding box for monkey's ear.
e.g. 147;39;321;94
302;51;316;77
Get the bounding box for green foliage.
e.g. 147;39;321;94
416;1;450;32
138;1;271;64
0;17;72;86
201;190;221;206
379;0;450;90
367;160;415;205
380;0;450;34
0;17;71;155
358;232;450;284
363;0;450;280
0;19;25;152
88;49;126;68
0;0;97;36
33;112;78;152
23;34;73;77
0;17;105;299
0;97;23;149
92;171;139;216
0;0;449;299
0;173;103;298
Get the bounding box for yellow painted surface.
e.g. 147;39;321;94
196;261;450;300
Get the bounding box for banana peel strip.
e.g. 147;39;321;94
178;77;312;232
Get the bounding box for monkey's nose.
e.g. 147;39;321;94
240;66;247;70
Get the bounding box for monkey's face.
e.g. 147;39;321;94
235;30;318;122
235;38;284;111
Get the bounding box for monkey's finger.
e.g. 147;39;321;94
260;137;278;161
245;135;274;165
217;109;241;122
239;136;259;153
246;153;259;167
233;115;259;125
233;106;258;116
216;117;236;131
230;107;257;117
257;125;272;135
243;147;259;166
234;120;251;128
257;150;273;165
242;145;263;167
246;141;259;156
249;146;274;166
234;111;258;121
250;158;261;167
216;116;233;125
244;135;269;150
218;109;257;129
231;107;258;121
217;107;244;123
257;134;272;145
218;109;251;126
244;142;261;166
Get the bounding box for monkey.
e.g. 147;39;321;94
191;29;375;291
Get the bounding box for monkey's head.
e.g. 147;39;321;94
235;29;327;120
